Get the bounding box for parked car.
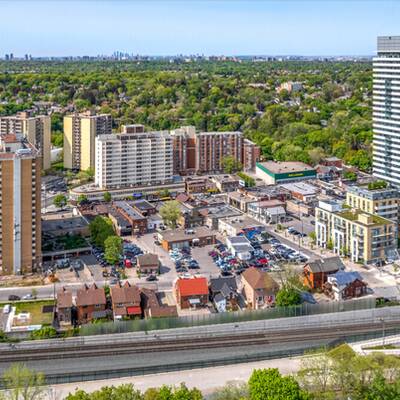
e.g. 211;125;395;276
8;295;20;301
146;275;158;281
22;294;34;300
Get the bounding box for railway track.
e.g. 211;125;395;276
1;320;399;363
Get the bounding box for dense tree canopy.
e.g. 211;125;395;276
0;59;372;170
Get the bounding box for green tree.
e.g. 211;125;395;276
30;326;57;340
89;216;115;248
77;194;88;205
344;171;357;181
249;368;310;400
209;381;248;400
53;194;67;208
159;200;181;228
103;191;112;202
308;231;316;244
1;364;47;400
275;287;302;307
66;384;143;400
104;236;123;265
222;155;242;174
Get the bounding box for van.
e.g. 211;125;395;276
3;304;11;314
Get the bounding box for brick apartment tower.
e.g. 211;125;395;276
0;136;42;275
63;111;112;171
0;111;51;170
171;126;260;175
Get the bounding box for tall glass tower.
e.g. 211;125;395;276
373;36;400;187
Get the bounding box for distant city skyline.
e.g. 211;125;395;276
0;0;400;57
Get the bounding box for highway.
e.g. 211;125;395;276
0;306;399;385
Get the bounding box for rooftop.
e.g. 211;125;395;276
256;161;314;175
114;201;146;220
175;277;209;296
280;182;318;196
242;267;279;291
160;226;215;242
337;209;393;226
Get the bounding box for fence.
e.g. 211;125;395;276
79;296;376;336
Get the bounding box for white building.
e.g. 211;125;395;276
95;130;173;190
226;236;254;261
373;36;400;187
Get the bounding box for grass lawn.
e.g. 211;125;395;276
1;300;55;325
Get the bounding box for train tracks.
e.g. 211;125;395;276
1;320;399;363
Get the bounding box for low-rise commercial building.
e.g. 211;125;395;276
280;182;318;203
256;161;316;185
219;215;264;237
158;227;216;251
226;236;254;261
315;200;397;264
247;199;286;224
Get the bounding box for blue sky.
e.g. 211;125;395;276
1;0;400;56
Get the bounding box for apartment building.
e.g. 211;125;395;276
64;111;112;171
0;111;51;170
243;139;261;172
170;126;260;174
0;135;42;275
95;127;173;189
373;36;400;187
346;184;399;223
170;126;197;175
315;200;396;264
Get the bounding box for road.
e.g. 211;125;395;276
50;356;302;399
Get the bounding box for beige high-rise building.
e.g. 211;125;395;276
0;135;42;275
64;111;112;171
0;111;51;170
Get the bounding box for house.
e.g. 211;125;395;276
241;267;279;309
326;271;368;301
110;281;141;319
226;236;254;261
137;253;160;275
209;276;239;312
174;276;209;309
303;256;345;289
76;284;107;324
56;287;73;325
141;288;178;318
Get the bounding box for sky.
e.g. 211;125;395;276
1;0;400;57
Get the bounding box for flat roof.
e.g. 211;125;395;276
114;201;146;220
257;161;314;174
160;226;215;242
221;215;262;229
280;182;318;196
